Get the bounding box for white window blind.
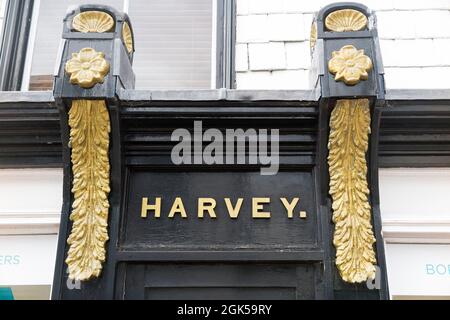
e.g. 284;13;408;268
24;0;213;90
128;0;213;89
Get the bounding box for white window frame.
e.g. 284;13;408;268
20;0;40;91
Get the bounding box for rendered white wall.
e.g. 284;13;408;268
379;168;450;243
0;235;58;286
236;0;450;89
384;243;450;298
0;169;63;235
379;168;450;297
0;169;63;290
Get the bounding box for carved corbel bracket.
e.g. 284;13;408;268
53;5;135;283
328;98;376;283
311;2;387;291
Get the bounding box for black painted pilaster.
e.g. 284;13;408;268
311;2;389;299
52;4;134;300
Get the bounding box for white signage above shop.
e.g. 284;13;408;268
385;243;450;298
0;235;57;286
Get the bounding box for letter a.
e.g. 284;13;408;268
168;197;188;218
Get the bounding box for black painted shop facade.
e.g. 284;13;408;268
1;3;450;300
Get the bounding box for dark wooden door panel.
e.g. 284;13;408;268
120;263;317;300
145;287;296;300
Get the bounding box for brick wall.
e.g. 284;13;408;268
235;0;450;89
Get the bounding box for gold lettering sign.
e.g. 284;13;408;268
280;197;299;218
168;197;188;218
198;198;217;219
141;197;161;218
224;198;243;219
252;198;271;219
140;197;307;219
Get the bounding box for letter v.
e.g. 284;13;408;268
224;198;243;219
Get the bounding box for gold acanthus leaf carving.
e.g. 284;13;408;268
65;48;110;89
72;11;114;33
328;99;377;283
325;9;368;32
66;99;111;281
328;45;372;85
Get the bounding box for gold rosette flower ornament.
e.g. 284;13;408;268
65;47;110;89
328;45;372;85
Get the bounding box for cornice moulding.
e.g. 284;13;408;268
2;89;450;103
382;219;450;244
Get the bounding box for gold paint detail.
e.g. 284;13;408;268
280;197;299;219
325;9;368;32
328;45;372;85
328;99;376;283
252;198;271;219
141;197;161;218
300;211;307;219
310;21;317;49
66;100;111;281
65;48;110;89
122;22;134;53
224;198;243;219
198;198;217;219
72;11;114;33
168;197;188;218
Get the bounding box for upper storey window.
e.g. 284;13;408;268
17;0;222;91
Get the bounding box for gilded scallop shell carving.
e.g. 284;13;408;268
325;9;368;32
72;11;114;33
122;22;133;53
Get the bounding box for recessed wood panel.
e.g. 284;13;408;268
120;169;318;250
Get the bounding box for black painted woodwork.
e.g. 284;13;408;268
118;263;318;300
379;100;450;167
1;94;449;169
0;2;449;300
123;170;317;249
0;95;61;168
50;3;389;300
53;5;135;100
312;2;389;299
312;2;385;99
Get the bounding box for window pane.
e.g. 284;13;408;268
0;0;7;47
0;0;6;16
26;0;123;91
128;0;212;89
